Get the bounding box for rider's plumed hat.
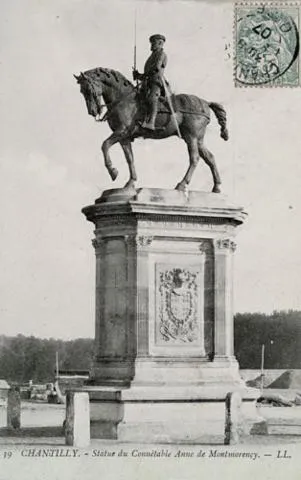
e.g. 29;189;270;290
149;34;166;43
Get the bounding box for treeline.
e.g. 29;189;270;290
0;335;94;383
234;310;301;369
1;310;301;382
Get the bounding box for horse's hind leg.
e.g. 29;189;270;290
175;136;199;191
198;140;221;193
120;141;137;189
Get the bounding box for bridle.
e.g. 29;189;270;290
85;79;110;122
77;72;137;123
88;79;136;123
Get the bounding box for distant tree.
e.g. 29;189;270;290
0;335;94;383
61;338;94;371
234;310;301;368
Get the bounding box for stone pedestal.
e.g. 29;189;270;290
82;188;258;442
65;392;90;447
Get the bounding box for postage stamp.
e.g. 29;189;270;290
234;3;300;86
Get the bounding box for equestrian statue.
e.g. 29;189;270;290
74;34;229;193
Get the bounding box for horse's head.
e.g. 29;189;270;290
74;68;135;119
74;71;102;118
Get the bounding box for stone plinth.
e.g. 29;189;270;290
0;380;10;428
224;391;242;445
7;388;21;430
82;188;258;441
65;392;90;447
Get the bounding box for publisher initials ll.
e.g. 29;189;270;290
277;450;291;459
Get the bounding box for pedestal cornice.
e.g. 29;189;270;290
82;188;247;226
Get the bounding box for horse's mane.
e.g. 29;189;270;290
84;67;135;92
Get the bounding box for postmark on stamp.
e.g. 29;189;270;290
234;4;300;86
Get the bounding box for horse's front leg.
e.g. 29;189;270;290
101;132;122;181
120;141;137;189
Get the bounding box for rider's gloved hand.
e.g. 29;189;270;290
132;69;142;81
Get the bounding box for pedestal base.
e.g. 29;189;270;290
90;356;242;387
77;384;260;443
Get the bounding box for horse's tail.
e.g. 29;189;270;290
209;102;229;141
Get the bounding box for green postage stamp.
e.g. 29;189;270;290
235;3;300;86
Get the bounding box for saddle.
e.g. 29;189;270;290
136;92;206;125
136;90;173;118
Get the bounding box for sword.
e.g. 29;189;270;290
133;9;138;88
161;75;182;139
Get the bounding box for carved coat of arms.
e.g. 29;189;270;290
157;267;200;344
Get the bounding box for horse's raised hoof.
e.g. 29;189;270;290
109;168;119;181
212;184;221;194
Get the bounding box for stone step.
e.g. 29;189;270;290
268;423;301;435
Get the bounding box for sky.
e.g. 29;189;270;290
0;0;301;339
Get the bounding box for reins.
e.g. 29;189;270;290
88;78;137;122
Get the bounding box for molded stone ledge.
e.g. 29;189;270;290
90;357;244;387
75;384;259;402
82;188;247;225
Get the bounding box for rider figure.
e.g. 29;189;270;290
133;34;167;130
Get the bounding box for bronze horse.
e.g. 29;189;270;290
74;67;229;192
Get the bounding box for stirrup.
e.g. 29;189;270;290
141;122;155;131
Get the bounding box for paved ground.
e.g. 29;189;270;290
1;398;301;446
2;435;301;446
2;395;301;480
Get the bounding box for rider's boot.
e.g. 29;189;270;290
142;99;158;130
